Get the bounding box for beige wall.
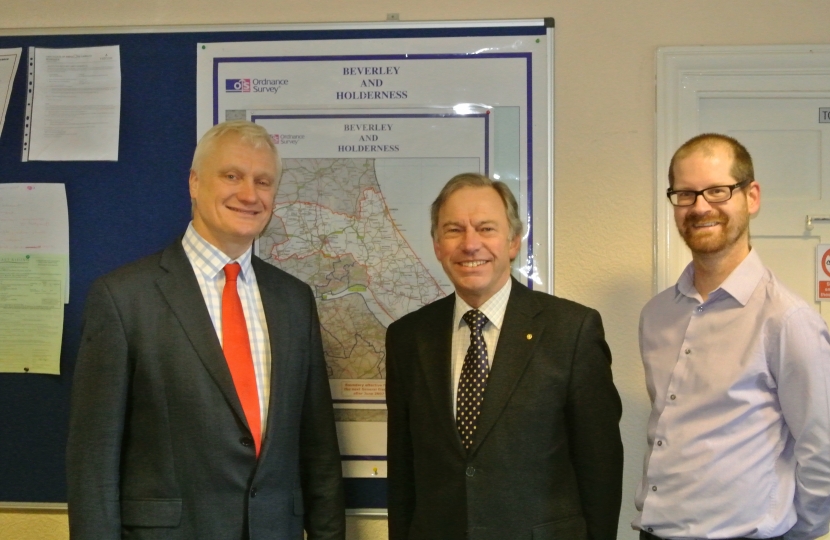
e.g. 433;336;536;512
3;1;829;539
0;511;387;540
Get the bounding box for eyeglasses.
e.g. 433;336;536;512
666;179;752;207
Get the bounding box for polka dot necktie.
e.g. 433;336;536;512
457;309;490;450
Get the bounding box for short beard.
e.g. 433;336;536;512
680;209;748;255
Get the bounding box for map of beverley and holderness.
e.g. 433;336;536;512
259;158;445;387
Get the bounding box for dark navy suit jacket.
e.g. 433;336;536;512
386;279;623;540
67;239;345;539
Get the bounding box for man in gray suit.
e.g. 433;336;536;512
67;121;345;539
386;173;624;540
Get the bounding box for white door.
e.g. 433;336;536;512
699;95;830;327
657;45;830;331
657;47;830;540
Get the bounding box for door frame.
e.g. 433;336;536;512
655;44;830;293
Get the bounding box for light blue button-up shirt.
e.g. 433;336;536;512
634;249;830;540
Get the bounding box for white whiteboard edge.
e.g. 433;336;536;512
0;19;551;37
0;502;67;510
546;24;555;293
347;508;388;517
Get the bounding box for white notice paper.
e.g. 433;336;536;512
0;183;70;302
23;45;121;161
0;183;70;374
0;48;22;139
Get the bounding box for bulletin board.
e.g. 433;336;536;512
0;19;554;512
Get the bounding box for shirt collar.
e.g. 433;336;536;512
453;278;512;331
182;222;254;282
676;248;764;306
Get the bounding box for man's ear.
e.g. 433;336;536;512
746;180;761;216
189;169;199;200
508;233;521;261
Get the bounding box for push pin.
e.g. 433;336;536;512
526;334;532;340
371;467;378;477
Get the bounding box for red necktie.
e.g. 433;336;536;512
222;263;261;456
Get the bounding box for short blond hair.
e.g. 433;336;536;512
192;120;281;178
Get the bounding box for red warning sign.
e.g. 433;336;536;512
820;245;830;300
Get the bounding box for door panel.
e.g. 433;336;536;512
752;235;821;311
699;95;830;326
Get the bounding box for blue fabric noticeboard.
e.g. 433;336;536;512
0;20;552;508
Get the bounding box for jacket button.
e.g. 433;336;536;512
240;436;254;447
465;466;475;477
250;487;257;498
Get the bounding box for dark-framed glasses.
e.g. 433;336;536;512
666;178;752;207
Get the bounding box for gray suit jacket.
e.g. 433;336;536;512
67;239;345;540
386;279;623;540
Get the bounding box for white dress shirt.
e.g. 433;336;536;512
451;278;512;418
634;249;830;540
182;223;272;432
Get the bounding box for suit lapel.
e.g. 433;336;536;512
251;257;291;458
469;280;544;455
156;240;249;430
417;295;467;457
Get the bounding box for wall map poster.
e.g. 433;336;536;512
197;24;552;480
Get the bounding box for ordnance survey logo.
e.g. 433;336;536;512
271;134;305;145
225;78;289;93
225;79;251;92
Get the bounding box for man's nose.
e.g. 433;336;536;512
460;230;482;252
237;179;257;201
690;192;715;213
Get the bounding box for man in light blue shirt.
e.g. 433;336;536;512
634;133;830;540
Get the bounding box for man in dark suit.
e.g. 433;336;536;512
386;173;624;540
67;121;345;539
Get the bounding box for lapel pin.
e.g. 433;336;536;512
526;334;532;340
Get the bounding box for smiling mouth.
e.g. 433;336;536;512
685;211;726;230
692;221;722;229
226;206;261;216
458;261;488;268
